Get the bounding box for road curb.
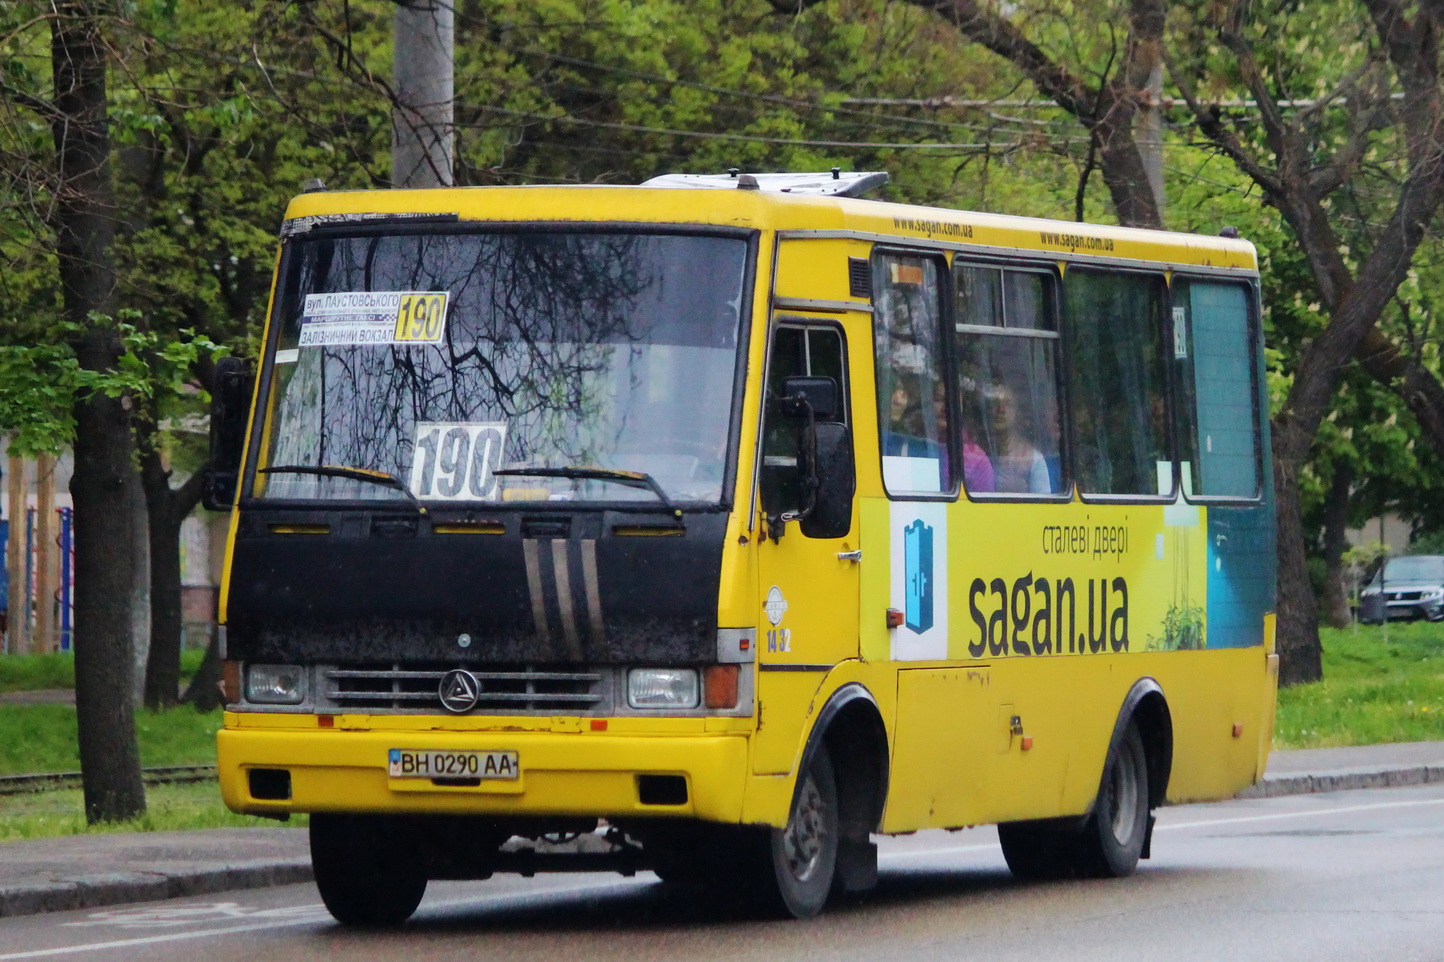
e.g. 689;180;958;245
0;860;313;919
1236;764;1444;799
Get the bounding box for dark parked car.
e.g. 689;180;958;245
1359;555;1444;623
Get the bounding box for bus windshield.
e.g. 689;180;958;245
254;230;748;505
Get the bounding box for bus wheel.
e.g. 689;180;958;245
998;723;1150;881
310;813;427;927
758;746;839;918
1077;722;1150;877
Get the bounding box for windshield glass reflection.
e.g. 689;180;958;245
255;231;747;505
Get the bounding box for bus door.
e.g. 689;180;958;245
752;320;860;775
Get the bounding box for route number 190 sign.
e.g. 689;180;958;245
409;422;507;501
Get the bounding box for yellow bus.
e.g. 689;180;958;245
210;170;1277;924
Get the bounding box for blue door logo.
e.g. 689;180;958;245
904;518;934;633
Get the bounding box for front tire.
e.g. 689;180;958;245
751;746;839;918
310;814;427;927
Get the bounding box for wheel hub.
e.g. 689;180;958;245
783;774;826;881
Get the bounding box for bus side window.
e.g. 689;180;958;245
1172;280;1260;499
954;264;1065;496
1065;270;1170;498
759;325;848;521
874;253;951;496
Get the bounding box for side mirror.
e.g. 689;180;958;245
761;375;855;541
776;376;839;421
201;356;255;511
799;421;855;540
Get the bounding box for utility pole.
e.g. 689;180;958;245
1138;63;1165;219
392;0;454;188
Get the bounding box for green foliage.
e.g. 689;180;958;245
1275;623;1444;748
0;704;221;775
0;317;225;456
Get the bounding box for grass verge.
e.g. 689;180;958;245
0;651;77;691
0;781;304;842
0;704;222;775
0;647;207;694
1274;621;1444;748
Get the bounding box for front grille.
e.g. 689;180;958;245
322;663;606;713
1387;591;1424;602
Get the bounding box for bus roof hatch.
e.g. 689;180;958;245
641;169;889;198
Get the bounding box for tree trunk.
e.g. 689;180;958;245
181;630;224;712
129;466;150;706
141;443;181;709
52;0;146;823
1319;463;1354;629
1272;447;1324;687
140;420;208;710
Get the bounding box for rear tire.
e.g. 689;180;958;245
1078;722;1149;877
999;723;1149;881
310;814;427;927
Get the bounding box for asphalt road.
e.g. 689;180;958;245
2;784;1441;962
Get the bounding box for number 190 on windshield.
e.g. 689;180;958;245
409;422;508;501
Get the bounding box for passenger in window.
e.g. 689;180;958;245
931;380;991;493
957;381;995;493
990;384;1051;494
885;384;942;460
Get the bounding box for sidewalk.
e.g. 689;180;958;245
1;742;1441;919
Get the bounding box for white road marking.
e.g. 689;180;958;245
0;878;640;960
1158;795;1444;832
63;901;325;928
881;842;996;860
878;796;1444;862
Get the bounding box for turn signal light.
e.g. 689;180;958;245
220;660;241;706
886;608;904;629
704;664;740;710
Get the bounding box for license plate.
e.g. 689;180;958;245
387;749;519;780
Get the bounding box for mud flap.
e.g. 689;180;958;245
1140;813;1157;859
836;838;878;891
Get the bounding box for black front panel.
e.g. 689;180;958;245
226;509;728;666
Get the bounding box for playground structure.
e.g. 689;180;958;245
2;450;73;654
1;443;222;657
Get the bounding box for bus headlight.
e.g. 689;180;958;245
627;668;700;709
245;664;307;705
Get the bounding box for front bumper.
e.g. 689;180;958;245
218;713;751;823
1360;594;1444;622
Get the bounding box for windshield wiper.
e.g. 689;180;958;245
260;464;426;514
492;466;677;514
